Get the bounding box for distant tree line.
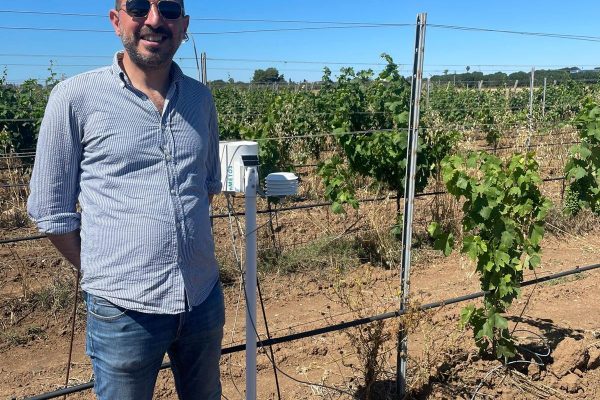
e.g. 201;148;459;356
210;67;289;87
429;67;600;87
207;66;600;88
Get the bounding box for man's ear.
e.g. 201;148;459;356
183;14;190;33
109;10;122;37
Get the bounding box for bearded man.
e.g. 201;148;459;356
27;1;224;398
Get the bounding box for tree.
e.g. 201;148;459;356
251;67;285;84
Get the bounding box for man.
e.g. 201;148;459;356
27;1;224;398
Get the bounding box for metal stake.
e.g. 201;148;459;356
397;12;427;398
527;67;535;149
542;77;547;118
201;52;208;85
426;77;430;107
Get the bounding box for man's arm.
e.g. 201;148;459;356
47;230;81;270
28;83;83;256
205;96;222;200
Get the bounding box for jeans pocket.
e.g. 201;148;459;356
87;294;127;321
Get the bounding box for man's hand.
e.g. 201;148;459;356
47;230;81;270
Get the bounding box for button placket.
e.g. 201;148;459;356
158;112;181;265
162;87;186;270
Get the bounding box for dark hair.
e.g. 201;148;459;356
115;0;186;15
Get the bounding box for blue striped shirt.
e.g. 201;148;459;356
28;53;222;314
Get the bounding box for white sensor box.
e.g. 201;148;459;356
219;140;259;193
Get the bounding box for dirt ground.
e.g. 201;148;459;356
1;221;599;399
1;129;599;399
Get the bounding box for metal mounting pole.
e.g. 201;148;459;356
245;167;258;400
201;52;208;85
397;12;427;398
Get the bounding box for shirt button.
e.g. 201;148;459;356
175;222;181;229
165;155;172;161
170;189;176;195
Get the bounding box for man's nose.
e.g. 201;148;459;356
144;3;164;28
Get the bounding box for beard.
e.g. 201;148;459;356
121;26;182;70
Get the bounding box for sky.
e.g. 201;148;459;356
1;0;600;83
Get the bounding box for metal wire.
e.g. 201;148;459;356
0;24;411;35
0;10;599;43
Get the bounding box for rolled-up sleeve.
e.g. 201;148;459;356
27;83;83;234
205;99;222;195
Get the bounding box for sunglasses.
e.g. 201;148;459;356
124;0;184;20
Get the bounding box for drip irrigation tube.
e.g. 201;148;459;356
0;234;46;245
0;176;565;245
22;262;600;400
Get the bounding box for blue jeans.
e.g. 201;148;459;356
84;282;224;400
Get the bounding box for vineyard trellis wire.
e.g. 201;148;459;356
0;172;568;246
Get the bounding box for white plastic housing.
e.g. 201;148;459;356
219;140;259;193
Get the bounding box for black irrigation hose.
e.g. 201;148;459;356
0;234;46;244
0;176;567;245
23;262;600;400
0;183;28;189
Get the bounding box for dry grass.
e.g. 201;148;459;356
0;154;31;229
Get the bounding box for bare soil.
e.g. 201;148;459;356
1;221;599;399
1;131;599;399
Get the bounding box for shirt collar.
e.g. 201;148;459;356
111;51;185;87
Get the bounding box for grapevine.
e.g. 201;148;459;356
429;151;552;359
318;54;457;220
564;100;600;215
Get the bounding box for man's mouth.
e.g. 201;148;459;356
140;34;167;43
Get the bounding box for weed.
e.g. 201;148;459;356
407;311;466;395
541;272;589;287
545;205;600;237
0;325;47;347
258;236;361;275
353;231;400;270
0;330;30;347
330;265;400;400
0;153;31;229
352;199;402;270
29;274;75;315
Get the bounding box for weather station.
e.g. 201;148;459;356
219;141;298;400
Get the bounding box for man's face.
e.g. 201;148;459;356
109;0;189;70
